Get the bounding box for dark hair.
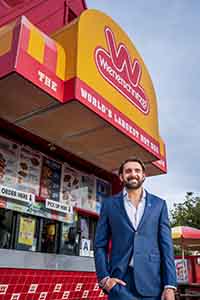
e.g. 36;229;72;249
118;157;146;175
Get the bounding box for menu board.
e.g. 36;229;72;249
96;178;111;213
40;157;62;201
81;174;96;211
16;145;42;195
0;136;19;187
60;164;82;207
0;135;111;216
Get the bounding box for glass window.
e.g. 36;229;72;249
89;218;97;254
77;214;97;257
59;223;79;256
80;216;89;239
40;219;59;253
0;208;13;249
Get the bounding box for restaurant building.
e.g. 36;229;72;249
0;1;167;299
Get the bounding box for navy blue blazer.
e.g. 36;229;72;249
94;191;177;297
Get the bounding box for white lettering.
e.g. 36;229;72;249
38;70;45;82
98;55;148;110
114;114;139;139
150;142;159;154
0;185;35;203
46;199;73;214
38;70;57;92
79;87;157;155
140;134;150;147
80;88;113;119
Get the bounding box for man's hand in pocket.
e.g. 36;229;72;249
104;278;126;292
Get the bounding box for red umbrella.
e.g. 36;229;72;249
172;226;200;257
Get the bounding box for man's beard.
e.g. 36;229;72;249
124;177;145;190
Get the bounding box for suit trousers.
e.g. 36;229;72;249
108;267;162;300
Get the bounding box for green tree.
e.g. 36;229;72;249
170;192;200;228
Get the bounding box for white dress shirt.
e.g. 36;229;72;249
123;188;146;266
123;188;146;231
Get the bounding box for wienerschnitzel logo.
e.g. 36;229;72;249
95;27;150;114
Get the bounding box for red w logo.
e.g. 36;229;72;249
105;27;141;87
95;26;149;114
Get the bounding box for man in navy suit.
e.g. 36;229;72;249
94;157;177;300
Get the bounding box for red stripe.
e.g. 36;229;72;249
16;49;64;100
0;19;30;76
43;40;57;73
74;78;161;160
182;227;200;239
19;23;30;52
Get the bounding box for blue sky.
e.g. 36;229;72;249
87;0;200;209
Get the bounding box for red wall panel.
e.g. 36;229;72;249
0;0;87;34
0;269;107;300
193;257;200;283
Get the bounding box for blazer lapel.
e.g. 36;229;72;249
117;192;135;231
137;191;152;231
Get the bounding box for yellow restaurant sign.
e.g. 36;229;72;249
0;10;166;169
53;9;162;159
